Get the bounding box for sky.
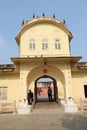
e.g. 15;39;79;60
0;0;87;64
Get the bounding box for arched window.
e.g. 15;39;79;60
55;39;60;49
29;39;35;50
42;39;48;50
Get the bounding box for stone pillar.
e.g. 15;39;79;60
20;64;28;100
64;63;73;98
23;74;27;99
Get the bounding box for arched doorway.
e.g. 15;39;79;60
34;75;58;103
26;64;66;107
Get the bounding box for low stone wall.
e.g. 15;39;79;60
80;99;87;111
0;101;16;113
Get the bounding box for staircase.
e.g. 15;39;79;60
34;101;58;109
32;94;62;114
32;101;62;114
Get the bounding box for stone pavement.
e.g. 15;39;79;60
0;108;87;130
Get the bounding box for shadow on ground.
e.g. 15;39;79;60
61;112;87;130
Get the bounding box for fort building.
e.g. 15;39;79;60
0;15;87;111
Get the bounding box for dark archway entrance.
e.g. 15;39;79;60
34;75;58;103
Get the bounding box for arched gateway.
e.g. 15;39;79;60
14;16;75;105
26;65;66;104
11;16;80;108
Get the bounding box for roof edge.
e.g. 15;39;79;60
15;16;73;44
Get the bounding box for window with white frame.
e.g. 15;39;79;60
42;39;48;50
0;87;7;100
29;39;35;50
55;39;60;49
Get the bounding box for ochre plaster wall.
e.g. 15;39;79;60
20;62;68;99
20;23;70;57
72;71;87;103
0;74;20;103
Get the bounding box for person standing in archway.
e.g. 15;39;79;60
48;86;52;102
27;90;33;105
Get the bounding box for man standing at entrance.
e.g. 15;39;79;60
27;90;33;105
48;86;52;102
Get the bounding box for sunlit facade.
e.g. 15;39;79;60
0;16;87;107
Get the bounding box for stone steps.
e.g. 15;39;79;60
32;99;62;114
32;108;63;114
34;102;58;109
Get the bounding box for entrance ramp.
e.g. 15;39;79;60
32;102;62;114
32;108;63;114
34;102;58;109
32;94;61;114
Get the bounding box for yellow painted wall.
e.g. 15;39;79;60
72;71;87;103
0;67;87;105
0;74;20;103
0;18;87;107
20;23;70;57
25;63;66;99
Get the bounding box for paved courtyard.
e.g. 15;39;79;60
0;108;87;130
